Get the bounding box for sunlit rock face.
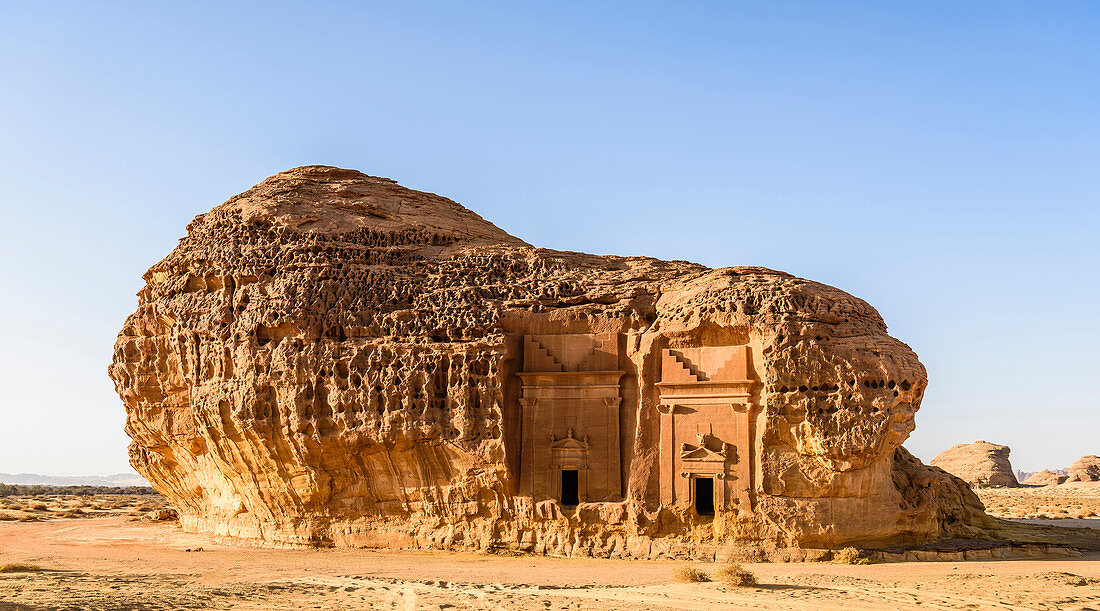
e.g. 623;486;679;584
1067;455;1100;483
931;441;1019;488
109;166;992;558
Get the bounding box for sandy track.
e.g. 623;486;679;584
2;518;1099;610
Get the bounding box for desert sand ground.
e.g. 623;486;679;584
1;510;1099;611
978;481;1100;521
0;493;169;523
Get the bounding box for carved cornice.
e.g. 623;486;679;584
656;379;757;405
658;401;758;415
517;371;625;385
518;371;625;400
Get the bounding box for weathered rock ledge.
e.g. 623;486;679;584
110;166;996;558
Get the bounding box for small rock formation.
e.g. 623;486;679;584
930;441;1019;488
142;508;179;522
109;166;993;557
1067;456;1100;482
1024;471;1068;486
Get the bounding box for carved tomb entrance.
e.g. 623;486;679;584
656;346;758;515
517;333;625;504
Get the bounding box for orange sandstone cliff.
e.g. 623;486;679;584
109;166;993;558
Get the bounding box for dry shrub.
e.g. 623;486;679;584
833;546;872;565
0;512;17;521
0;563;41;573
31;503;48;511
17;515;39;522
672;566;711;583
716;563;757;587
1036;571;1097;586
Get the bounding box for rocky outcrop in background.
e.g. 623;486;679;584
930;441;1018;488
109;166;993;558
1067;455;1100;483
1024;471;1069;486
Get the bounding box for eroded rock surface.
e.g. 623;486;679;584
931;441;1018;488
1067;456;1100;483
109;166;993;557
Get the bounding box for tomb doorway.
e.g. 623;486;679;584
694;477;714;515
560;470;579;506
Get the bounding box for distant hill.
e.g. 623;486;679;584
1016;468;1068;482
0;473;149;487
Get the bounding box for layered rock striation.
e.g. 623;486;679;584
930;441;1018;488
110;166;992;557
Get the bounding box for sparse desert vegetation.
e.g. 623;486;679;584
976;482;1100;520
833;546;873;565
716;563;758;587
0;563;41;574
672;566;712;583
0;485;167;522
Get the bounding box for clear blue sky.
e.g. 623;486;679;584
1;2;1096;475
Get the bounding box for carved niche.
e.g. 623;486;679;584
656;346;757;514
517;333;624;505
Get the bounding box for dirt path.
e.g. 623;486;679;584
2;518;1099;610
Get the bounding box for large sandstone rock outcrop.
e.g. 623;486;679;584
109;166;992;557
930;441;1018;488
1067;455;1100;482
1024;471;1068;486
